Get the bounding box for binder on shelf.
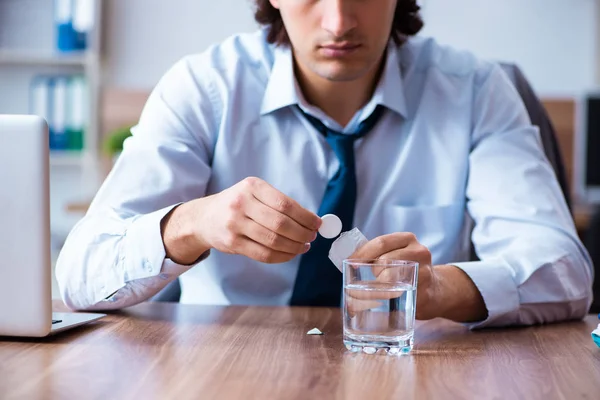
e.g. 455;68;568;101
73;0;95;48
51;77;69;150
55;0;81;51
66;75;87;150
29;75;88;153
55;0;94;52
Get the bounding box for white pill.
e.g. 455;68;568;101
319;214;343;239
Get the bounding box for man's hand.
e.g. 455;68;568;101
349;233;487;323
349;233;439;320
161;177;322;265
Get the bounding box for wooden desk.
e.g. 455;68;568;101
1;301;599;399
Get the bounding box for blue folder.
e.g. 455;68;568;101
55;0;87;51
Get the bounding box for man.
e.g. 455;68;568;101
57;0;593;328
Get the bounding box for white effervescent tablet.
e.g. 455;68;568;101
319;214;343;239
307;328;323;335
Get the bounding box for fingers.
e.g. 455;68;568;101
345;287;404;302
245;200;317;244
247;178;322;231
223;234;297;264
209;178;320;263
350;233;416;260
377;245;429;263
345;290;406;318
345;296;384;316
371;248;424;278
348;233;430;280
376;244;431;273
241;217;311;255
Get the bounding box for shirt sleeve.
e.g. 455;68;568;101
55;55;219;311
452;63;594;328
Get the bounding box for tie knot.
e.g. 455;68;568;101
298;105;385;168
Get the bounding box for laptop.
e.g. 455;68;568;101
0;115;105;337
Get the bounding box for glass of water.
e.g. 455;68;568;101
343;259;418;355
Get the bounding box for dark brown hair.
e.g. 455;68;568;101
254;0;424;45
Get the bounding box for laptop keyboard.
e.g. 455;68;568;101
52;319;62;324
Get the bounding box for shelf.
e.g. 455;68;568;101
0;49;94;67
0;0;104;182
50;151;85;167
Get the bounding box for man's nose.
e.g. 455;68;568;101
321;0;357;38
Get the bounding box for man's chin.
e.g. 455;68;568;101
314;66;370;83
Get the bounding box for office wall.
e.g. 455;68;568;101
103;0;599;95
103;0;257;89
419;0;599;96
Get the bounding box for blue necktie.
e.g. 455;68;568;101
290;106;385;307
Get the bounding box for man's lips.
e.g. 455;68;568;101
319;43;361;57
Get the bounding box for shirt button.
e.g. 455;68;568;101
144;260;152;272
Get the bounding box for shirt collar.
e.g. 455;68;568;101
260;46;299;115
369;43;408;118
260;43;408;119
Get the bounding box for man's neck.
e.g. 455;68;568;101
294;55;385;128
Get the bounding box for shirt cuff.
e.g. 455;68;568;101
99;204;210;304
121;204;181;282
452;258;520;329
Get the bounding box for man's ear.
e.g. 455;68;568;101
269;0;280;9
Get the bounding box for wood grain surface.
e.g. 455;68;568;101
0;301;598;400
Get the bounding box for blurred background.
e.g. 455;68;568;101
0;0;599;297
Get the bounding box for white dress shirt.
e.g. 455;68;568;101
56;30;593;328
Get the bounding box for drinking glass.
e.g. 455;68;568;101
343;259;418;355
